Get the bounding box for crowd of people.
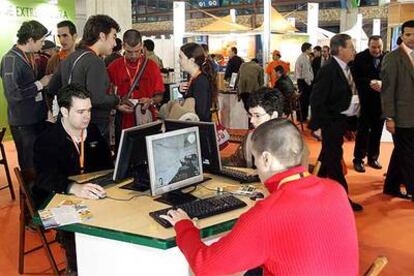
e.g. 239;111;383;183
1;13;413;275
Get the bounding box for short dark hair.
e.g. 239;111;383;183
246;87;284;116
301;42;312;52
401;20;414;34
57;84;90;111
123;29;142;47
251;118;304;168
251;58;259;63
17;20;48;45
81;15;120;46
201;43;209;52
113;38;122;52
231;47;238;54
368;35;382;44
274;65;285;75
322;45;330;51
143;39;155;51
330;33;352;56
313;46;322;52
57;20;77;35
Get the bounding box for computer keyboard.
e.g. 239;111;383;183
89;172;114;187
149;194;247;228
220;167;260;183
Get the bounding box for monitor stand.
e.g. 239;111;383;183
119;177;149;192
155;190;198;206
154;176;212;206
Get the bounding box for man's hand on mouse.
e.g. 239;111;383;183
68;183;106;200
160;209;191;226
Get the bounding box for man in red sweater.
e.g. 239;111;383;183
162;119;359;275
107;29;164;131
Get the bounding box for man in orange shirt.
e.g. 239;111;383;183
266;50;290;87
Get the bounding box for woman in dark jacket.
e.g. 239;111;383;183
178;43;217;122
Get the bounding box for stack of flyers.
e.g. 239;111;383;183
38;199;93;229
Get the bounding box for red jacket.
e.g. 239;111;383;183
174;166;359;275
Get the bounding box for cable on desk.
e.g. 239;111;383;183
106;194;147;201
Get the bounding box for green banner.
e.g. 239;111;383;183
0;0;75;140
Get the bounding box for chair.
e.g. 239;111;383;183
364;256;388;276
0;128;15;200
15;167;60;275
287;92;304;131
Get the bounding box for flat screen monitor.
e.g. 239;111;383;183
146;127;204;205
113;121;163;190
229;72;238;89
164;119;222;173
169;83;183;101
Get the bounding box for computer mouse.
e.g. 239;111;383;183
249;192;264;201
98;193;107;199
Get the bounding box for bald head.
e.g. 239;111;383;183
251;119;304;181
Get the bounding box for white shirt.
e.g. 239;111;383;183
295;53;314;85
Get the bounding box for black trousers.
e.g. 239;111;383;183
317;118;349;193
297;79;312;122
10;122;46;170
353;114;384;163
57;231;77;272
384;127;414;195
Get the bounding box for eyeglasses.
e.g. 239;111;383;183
248;113;268;119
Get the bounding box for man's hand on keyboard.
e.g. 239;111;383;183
160;209;191;226
68;183;106;200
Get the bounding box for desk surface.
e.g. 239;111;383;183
42;174;263;249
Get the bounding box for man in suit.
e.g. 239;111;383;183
381;20;414;200
310;34;363;211
321;45;331;67
312;46;322;77
352;36;385;173
224;47;244;81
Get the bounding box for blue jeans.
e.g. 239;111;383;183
10;122;45;170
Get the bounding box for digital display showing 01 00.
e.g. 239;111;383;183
197;0;220;8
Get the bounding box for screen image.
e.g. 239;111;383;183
151;130;201;190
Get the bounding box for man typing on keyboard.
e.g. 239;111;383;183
222;87;309;169
161;119;359;275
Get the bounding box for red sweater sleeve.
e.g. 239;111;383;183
174;207;268;275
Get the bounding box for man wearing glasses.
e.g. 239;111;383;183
222;87;309;168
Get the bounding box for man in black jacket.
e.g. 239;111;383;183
0;20;52;170
312;46;322;78
48;15;132;141
352;36;384;173
310;34;363;212
32;83;113;273
274;65;294;116
224;47;244;81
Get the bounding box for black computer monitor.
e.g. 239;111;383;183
146;127;205;205
113;121;163;191
164;120;222;174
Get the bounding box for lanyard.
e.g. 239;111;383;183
277;172;310;190
21;51;35;72
124;56;143;87
70;129;85;174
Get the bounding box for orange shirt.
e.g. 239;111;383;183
266;60;290;87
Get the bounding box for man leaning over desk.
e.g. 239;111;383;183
32;83;113;273
162;118;359;275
